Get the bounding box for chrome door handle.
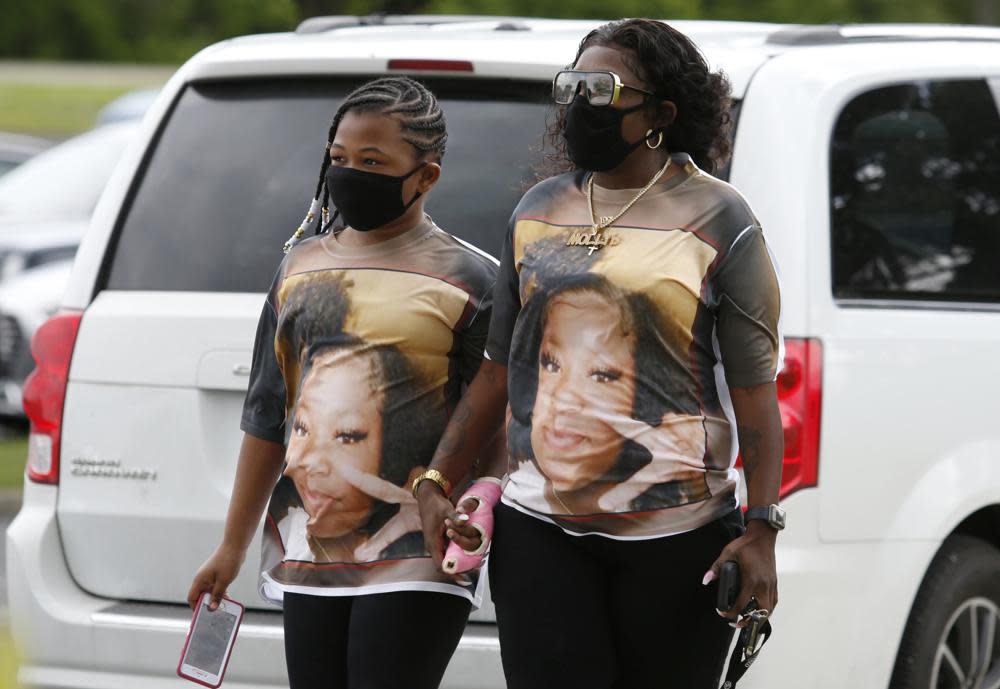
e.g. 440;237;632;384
232;364;252;376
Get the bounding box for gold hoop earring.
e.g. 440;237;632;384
645;129;664;150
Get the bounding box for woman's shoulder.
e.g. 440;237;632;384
513;171;586;220
683;165;762;250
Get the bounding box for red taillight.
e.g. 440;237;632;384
735;338;822;500
22;311;82;484
775;338;822;498
387;59;474;72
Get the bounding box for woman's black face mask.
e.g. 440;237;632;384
325;162;426;232
562;95;661;172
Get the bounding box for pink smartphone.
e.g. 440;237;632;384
177;592;244;688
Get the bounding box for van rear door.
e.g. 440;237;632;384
58;76;547;610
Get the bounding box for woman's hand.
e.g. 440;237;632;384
704;521;778;627
597;412;707;511
187;543;245;611
416;480;456;569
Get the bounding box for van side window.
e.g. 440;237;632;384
830;79;1000;303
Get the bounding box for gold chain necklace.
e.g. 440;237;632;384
587;157;672;231
569;158;672;256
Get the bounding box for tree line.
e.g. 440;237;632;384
2;0;996;63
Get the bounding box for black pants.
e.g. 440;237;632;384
489;504;743;689
282;590;471;689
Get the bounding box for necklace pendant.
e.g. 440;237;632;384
565;227;621;254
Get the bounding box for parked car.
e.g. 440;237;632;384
0;121;139;228
0;132;51;178
7;17;1000;689
95;88;161;126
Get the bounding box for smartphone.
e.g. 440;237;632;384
716;560;740;611
177;592;244;688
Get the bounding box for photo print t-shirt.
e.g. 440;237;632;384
487;152;783;539
241;217;497;603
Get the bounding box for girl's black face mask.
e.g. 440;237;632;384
325;162;426;232
562;95;659;172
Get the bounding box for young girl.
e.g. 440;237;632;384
187;76;498;689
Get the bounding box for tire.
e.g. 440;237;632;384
890;534;1000;689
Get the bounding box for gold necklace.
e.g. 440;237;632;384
569;158;672;256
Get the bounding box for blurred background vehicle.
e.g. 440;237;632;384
0;121;139;229
0;133;50;178
94;88;160;126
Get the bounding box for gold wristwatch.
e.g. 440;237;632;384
411;469;452;498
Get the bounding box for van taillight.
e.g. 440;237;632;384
22;311;82;484
774;338;822;498
387;59;474;72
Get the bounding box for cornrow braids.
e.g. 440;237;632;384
283;76;448;253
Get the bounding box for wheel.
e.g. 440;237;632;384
891;534;1000;689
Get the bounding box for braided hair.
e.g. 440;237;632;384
283;76;448;252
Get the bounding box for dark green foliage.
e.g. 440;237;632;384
0;0;994;64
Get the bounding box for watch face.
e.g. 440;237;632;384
769;505;787;529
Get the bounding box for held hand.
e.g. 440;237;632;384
444;496;485;555
704;521;778;627
186;544;245;611
416;480;455;570
598;413;707;512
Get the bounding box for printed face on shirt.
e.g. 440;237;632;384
529;288;637;492
284;347;383;539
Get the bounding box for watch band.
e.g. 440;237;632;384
411;469;452;498
745;504;786;530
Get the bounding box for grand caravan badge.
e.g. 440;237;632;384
70;457;158;481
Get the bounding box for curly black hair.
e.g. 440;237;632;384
541;18;733;177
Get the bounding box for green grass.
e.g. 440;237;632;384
0;61;175;139
0;435;27;490
0;82;135;138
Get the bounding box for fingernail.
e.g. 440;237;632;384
456;513;470;523
729;622;740;629
716;609;727;617
703;570;717;585
446;530;456;538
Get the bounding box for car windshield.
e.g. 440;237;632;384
0;122;136;221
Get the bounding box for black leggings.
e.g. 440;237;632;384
489;504;743;689
282;590;471;689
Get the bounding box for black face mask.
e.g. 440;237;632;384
325;162;426;232
562;95;661;172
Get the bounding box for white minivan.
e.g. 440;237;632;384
8;16;1000;689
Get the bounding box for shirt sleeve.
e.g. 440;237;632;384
456;271;496;386
484;216;520;365
712;226;783;388
240;275;287;445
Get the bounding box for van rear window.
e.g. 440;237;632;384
105;78;549;292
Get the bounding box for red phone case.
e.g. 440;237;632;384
176;593;245;688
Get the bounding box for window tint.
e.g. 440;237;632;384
831;79;1000;303
106;78;549;292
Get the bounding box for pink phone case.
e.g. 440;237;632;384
176;593;245;688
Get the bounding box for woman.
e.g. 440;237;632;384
187;76;498;689
419;19;784;689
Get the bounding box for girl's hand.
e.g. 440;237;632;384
186;543;245;611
